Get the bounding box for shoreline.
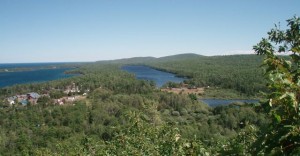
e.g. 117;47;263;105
0;68;79;88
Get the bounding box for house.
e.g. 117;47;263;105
67;97;75;102
63;83;81;94
56;99;64;105
9;100;15;105
17;94;27;100
27;92;40;99
7;96;17;105
20;99;28;106
26;92;40;105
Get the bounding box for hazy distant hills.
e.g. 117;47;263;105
96;53;206;64
96;53;261;65
156;53;204;61
97;56;155;64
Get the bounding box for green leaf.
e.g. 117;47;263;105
274;113;281;123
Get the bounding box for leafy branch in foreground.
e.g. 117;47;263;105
253;15;300;154
104;111;210;155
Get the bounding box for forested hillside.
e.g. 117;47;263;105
146;54;266;96
98;54;266;97
0;60;269;155
1;15;299;155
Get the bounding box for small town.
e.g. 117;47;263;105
5;83;88;106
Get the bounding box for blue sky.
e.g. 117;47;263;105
1;0;300;63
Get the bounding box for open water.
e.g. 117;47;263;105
122;65;186;87
0;63;77;88
200;99;259;107
122;65;259;106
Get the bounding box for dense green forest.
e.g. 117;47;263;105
147;54;266;96
0;16;299;155
100;53;266;97
0;63;269;155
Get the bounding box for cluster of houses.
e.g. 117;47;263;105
5;83;89;106
63;83;81;94
7;92;41;106
54;95;86;105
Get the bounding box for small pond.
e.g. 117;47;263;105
200;99;259;107
122;65;186;87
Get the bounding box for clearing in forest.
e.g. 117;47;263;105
161;87;204;95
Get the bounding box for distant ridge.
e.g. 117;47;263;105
157;53;204;61
97;56;156;64
96;53;260;65
96;53;204;64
